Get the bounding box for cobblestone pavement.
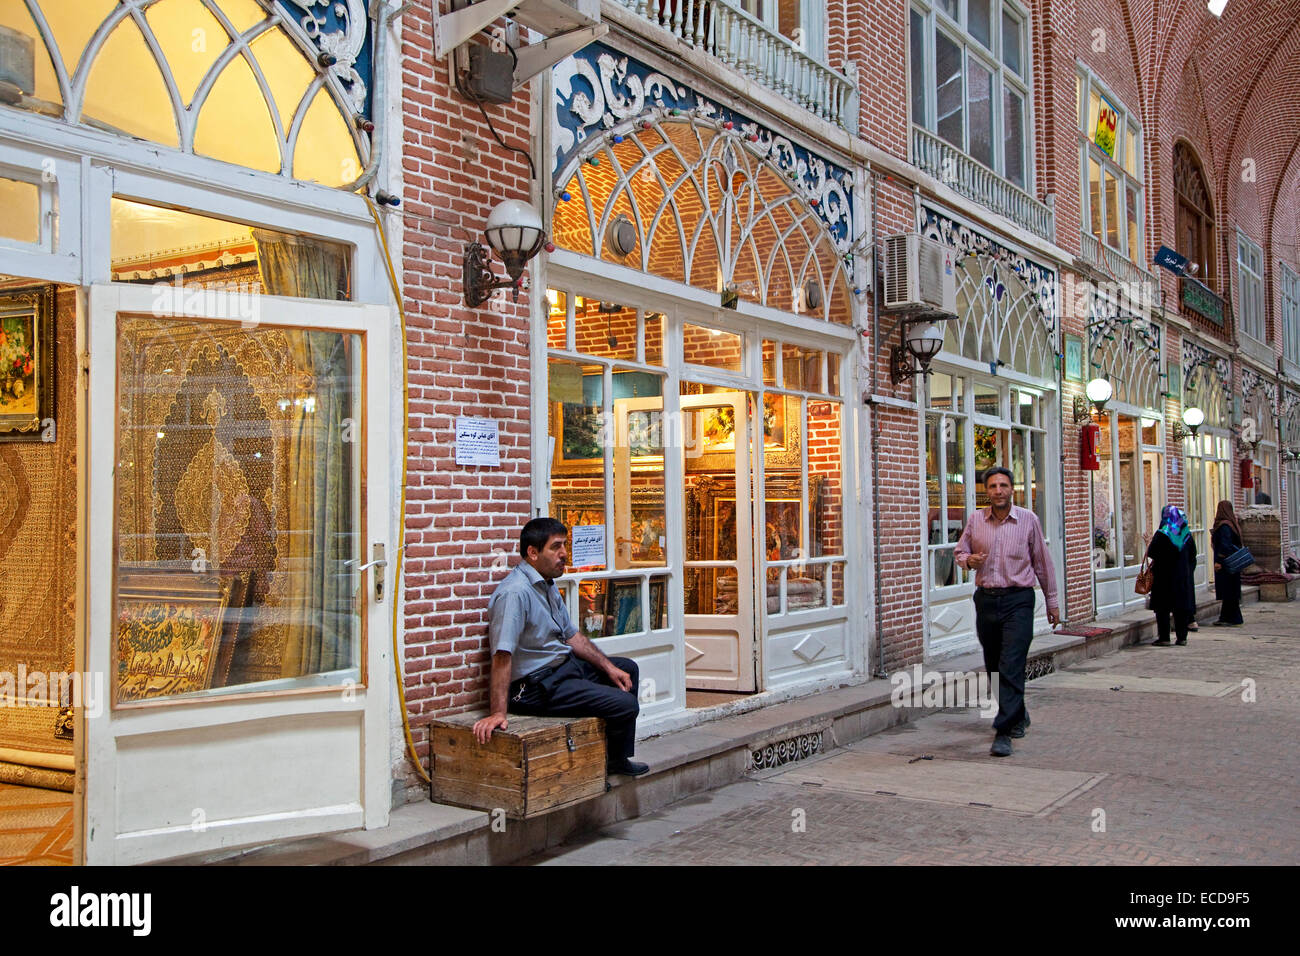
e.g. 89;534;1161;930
525;601;1300;865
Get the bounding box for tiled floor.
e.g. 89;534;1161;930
0;784;74;866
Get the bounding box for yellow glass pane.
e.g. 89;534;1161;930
34;0;116;78
195;53;280;172
0;177;39;244
211;0;268;34
83;17;179;147
145;0;228;107
292;85;359;186
250;26;314;132
0;0;62;109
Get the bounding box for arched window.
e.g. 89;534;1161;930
1088;297;1163;410
1182;347;1230;429
943;255;1054;381
1174;142;1216;290
552;118;853;325
0;0;364;186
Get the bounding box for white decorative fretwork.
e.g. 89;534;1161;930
1087;296;1163;411
9;0;366;183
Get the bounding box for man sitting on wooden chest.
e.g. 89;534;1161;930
472;518;650;776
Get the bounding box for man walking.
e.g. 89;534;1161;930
954;467;1060;757
472;517;649;776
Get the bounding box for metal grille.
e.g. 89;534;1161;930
1025;657;1057;681
748;731;823;771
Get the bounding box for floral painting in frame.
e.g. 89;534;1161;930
0;285;54;441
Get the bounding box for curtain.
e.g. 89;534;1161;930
252;230;356;678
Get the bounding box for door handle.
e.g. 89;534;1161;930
350;544;387;603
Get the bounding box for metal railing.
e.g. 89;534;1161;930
613;1;857;131
911;125;1055;242
1079;232;1161;300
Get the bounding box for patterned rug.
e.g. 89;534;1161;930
0;783;73;865
1053;626;1113;638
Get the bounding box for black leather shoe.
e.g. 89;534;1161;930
1009;713;1031;738
1175;638;1187;646
990;734;1013;757
608;760;650;777
1152;638;1172;646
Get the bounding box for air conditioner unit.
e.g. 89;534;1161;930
883;234;957;315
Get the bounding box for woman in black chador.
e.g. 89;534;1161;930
1146;505;1197;646
1211;500;1245;626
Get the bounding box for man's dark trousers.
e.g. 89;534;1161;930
508;655;640;763
973;587;1034;733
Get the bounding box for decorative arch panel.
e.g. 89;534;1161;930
1087;298;1163;411
552;44;855;325
0;0;368;186
920;205;1057;383
1182;341;1231;429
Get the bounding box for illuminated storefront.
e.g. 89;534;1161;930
0;0;396;863
918;204;1062;657
540;44;862;716
1086;297;1166;616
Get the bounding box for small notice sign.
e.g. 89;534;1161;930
455;416;500;466
570;524;606;569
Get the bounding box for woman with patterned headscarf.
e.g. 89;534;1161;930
1211;500;1245;626
1145;505;1198;645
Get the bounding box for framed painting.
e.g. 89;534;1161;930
550;487;666;570
605;580;642;636
550;370;666;475
0;284;54;440
115;568;233;705
648;578;666;630
684;391;802;472
1166;363;1180;401
576;580;607;639
627;505;667;564
1063;333;1084;384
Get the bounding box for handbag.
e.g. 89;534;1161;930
1134;553;1154;595
1222;545;1255;575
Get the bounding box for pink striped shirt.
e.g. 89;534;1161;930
953;505;1059;611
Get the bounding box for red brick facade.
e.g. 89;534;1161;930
393;1;1300;796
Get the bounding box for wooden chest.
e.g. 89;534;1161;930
429;712;607;819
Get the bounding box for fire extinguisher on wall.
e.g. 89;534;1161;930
1240;457;1254;488
1081;421;1101;470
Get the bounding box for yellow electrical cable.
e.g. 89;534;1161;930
364;195;429;785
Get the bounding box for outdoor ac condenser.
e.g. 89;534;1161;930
883;233;957;315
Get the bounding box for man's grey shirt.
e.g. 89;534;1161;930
487;561;576;682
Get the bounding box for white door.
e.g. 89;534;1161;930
680;392;757;692
84;282;392;864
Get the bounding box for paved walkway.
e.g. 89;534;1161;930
524;601;1300;865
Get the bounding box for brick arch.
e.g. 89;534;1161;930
1212;14;1300;236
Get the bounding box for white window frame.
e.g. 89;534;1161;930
1250;444;1277;508
1237;231;1266;344
1281;263;1300;370
908;0;1034;190
1077;68;1144;262
738;1;826;61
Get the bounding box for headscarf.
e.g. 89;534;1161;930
1211;500;1242;541
1158;505;1191;550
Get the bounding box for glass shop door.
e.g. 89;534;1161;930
679;389;758;692
83;282;393;864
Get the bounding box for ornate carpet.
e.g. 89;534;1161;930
0;289;75;776
0;783;73;865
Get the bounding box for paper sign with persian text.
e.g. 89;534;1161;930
570;524;606;569
455;416;500;466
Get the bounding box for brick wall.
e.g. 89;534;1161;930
394;1;1300;798
397;2;537;795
